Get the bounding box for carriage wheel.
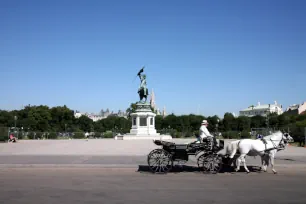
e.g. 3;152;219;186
147;149;173;174
201;154;223;174
197;153;208;168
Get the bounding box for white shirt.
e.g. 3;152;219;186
199;125;214;140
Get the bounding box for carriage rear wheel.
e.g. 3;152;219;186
147;149;173;174
200;154;223;174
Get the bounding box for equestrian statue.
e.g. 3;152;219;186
136;66;149;103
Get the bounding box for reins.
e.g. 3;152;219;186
263;136;286;152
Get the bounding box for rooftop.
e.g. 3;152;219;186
240;101;281;112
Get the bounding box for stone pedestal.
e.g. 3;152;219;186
118;102;172;140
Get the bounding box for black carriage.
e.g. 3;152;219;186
147;139;225;174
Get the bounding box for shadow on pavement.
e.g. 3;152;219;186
137;165;262;174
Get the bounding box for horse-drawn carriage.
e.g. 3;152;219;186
147;131;294;174
147;139;225;174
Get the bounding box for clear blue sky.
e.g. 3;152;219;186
1;0;305;117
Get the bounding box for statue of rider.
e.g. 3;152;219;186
137;67;148;102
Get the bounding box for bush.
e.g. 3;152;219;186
170;129;178;138
35;132;43;139
0;134;7;142
240;131;251;139
222;131;240;139
103;131;113;138
27;132;35;139
48;132;58;139
184;131;193;138
0;128;8;142
73;132;84;139
94;132;102;138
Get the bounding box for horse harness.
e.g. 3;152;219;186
236;137;285;155
261;137;285;153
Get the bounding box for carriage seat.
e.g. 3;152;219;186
153;139;175;147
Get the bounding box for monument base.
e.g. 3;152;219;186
115;102;172;140
115;134;172;140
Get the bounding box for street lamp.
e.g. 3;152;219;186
14;116;17;129
216;119;219;137
265;110;270;135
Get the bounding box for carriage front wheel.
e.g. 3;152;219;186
147;149;173;174
198;154;223;174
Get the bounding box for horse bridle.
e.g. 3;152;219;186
267;134;289;151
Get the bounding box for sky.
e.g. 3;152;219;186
0;0;305;117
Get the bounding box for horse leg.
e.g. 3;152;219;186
263;154;269;172
235;155;243;172
231;154;239;169
260;153;267;172
269;151;277;174
241;154;250;173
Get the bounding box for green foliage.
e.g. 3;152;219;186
27;132;35;139
240;131;251;139
1;104;305;141
223;112;235;131
94;132;102;138
48;132;58;139
103;131;113;138
0;127;8;142
237;116;251;131
222;131;240;139
126;103;137;118
76;115;93;132
250;115;266;128
73;132;84;139
296;120;306;127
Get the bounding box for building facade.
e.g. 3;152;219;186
285;101;306;115
74;109;128;122
239;101;283;117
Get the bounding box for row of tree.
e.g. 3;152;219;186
0;104;305;143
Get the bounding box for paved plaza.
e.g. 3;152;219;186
1;167;306;204
1;139;306;204
0;139;306;167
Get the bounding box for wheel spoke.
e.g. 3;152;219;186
148;149;173;173
200;154;223;174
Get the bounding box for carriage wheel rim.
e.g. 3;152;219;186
148;149;173;173
202;155;222;174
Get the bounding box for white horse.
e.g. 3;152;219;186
225;131;293;174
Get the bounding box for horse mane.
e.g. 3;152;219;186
263;131;282;140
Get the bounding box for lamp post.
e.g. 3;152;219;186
65;124;67;135
216;119;219;137
265;110;270;135
14;116;17;130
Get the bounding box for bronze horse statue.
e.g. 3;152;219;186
138;87;149;103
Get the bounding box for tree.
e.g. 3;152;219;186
237;116;251;131
223;113;236;131
277;114;290;128
155;115;163;130
250;115;266;128
126;103;137;118
207;115;220;132
76;115;93;132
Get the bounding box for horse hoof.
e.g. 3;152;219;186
246;171;250;174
